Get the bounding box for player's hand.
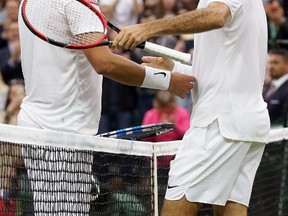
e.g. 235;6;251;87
112;23;150;50
168;72;195;98
141;56;174;71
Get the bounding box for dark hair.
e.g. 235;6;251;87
269;49;288;63
0;0;7;8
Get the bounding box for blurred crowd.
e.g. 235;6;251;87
0;0;287;133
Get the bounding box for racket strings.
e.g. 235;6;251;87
75;32;105;45
24;0;106;46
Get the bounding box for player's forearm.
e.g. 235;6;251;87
99;54;145;87
144;4;229;37
83;47;145;86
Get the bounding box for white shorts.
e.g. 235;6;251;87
165;120;265;207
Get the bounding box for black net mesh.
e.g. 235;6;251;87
0;130;287;216
0;143;153;216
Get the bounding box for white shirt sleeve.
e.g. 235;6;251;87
64;1;105;36
207;0;243;21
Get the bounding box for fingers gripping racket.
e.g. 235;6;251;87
97;123;175;141
21;0;191;64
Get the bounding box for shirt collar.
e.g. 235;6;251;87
271;73;288;89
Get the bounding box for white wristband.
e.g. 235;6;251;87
172;60;193;76
172;60;182;73
141;66;171;90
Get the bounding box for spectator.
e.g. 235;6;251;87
264;49;288;127
143;0;160;17
4;0;18;22
142;90;190;142
107;175;147;216
0;79;25;125
0;0;19;50
141;90;190;171
263;60;273;92
99;0;144;27
0;20;19;67
0;20;23;84
0;73;8;111
0;0;6;24
158;0;178;18
0;19;8;49
0;0;6;37
178;0;199;11
265;0;288;49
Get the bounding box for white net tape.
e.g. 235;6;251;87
0;123;287;156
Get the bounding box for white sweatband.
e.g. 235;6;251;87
141;66;171;90
172;60;193;76
172;60;182;73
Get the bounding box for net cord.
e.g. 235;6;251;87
0;124;287;157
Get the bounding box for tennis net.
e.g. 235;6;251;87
0;123;287;216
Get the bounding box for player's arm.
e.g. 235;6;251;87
112;2;231;50
83;46;195;98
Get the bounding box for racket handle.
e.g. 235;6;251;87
141;41;191;64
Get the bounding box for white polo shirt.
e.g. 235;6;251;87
190;0;270;142
18;0;103;135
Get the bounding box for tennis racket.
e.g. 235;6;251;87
21;0;191;64
97;123;175;141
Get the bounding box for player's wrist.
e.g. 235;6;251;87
141;66;171;90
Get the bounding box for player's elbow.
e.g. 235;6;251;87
93;59;115;76
208;2;231;28
83;47;116;76
210;10;228;28
214;16;227;28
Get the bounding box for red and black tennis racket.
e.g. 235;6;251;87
21;0;191;64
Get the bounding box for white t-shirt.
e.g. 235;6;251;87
99;0;143;27
18;0;103;135
190;0;270;142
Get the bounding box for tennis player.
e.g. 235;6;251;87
113;0;270;216
17;0;195;215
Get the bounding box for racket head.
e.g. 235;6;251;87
21;0;108;49
98;123;175;141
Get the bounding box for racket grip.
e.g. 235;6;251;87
142;41;191;64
